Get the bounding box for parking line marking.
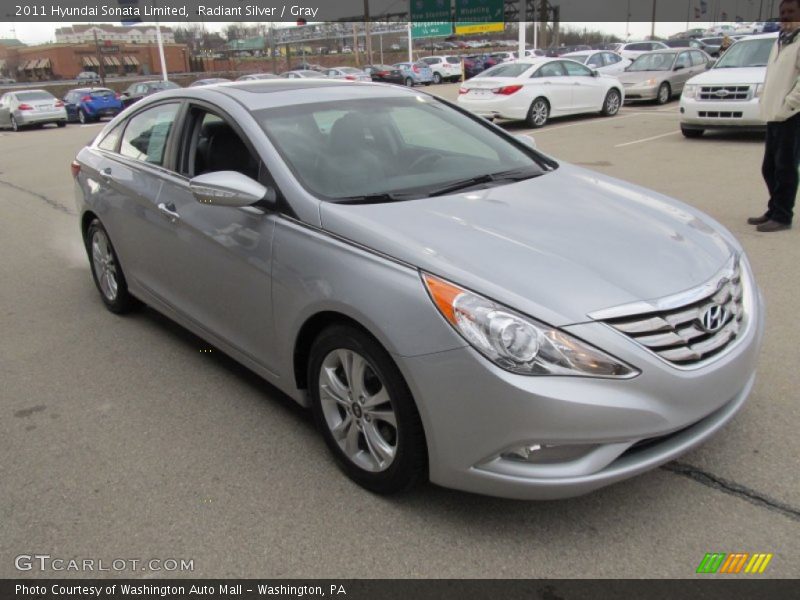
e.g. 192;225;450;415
614;130;681;148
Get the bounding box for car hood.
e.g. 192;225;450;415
618;70;672;84
318;165;735;327
687;66;767;85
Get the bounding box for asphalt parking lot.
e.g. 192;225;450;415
1;83;798;579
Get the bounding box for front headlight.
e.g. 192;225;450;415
683;84;698;99
755;83;765;98
422;273;638;378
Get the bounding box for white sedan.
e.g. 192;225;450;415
458;58;625;128
561;50;631;75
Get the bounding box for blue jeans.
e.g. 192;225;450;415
762;113;800;225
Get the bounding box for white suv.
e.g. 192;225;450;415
421;56;462;84
679;33;777;138
617;41;669;61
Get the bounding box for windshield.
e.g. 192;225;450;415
628;52;677;71
565;54;588;64
714;38;774;68
152;82;179;90
475;62;533;78
256;96;548;201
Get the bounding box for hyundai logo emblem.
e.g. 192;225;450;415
700;304;728;333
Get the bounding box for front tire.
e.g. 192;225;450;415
10;116;19;132
601;89;622;116
308;324;427;495
405;77;414;87
656;82;671;105
681;126;704;138
78;109;87;124
526;97;550;128
57;121;66;128
433;72;442;84
85;219;139;314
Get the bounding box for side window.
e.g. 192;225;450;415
326;70;337;77
676;52;691;69
97;122;124;152
586;54;604;68
562;61;593;77
534;62;565;77
119;103;179;166
691;51;707;66
604;52;620;65
186;109;260;180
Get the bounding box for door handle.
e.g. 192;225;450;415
101;167;113;179
157;202;181;222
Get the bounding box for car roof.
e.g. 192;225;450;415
71;87;113;93
151;79;422;112
562;51;595;56
745;32;780;40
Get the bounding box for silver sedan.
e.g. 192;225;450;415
618;49;712;104
72;80;763;499
0;89;67;131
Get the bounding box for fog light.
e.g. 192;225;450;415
501;443;598;464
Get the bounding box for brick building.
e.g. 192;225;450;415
1;41;189;81
55;24;176;45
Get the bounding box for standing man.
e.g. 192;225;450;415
749;0;800;232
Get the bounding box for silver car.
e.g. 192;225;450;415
0;89;67;131
619;49;712;104
324;67;371;82
72;80;763;500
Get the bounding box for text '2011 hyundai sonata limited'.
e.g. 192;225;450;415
72;80;763;500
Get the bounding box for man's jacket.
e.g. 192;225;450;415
760;33;800;122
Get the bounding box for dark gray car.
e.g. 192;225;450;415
72;80;763;499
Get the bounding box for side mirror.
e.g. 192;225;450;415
515;133;537;150
591;69;599;77
189;171;276;209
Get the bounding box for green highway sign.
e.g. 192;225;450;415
410;0;453;39
411;22;454;39
454;0;504;22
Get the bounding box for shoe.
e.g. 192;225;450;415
756;220;792;232
747;214;770;225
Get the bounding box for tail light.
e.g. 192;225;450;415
413;64;420;73
17;103;33;111
81;95;92;103
458;88;469;95
70;160;81;178
115;92;121;99
345;75;356;80
55;100;64;107
377;70;389;76
493;85;523;95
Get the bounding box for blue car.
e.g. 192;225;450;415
392;61;434;87
63;88;123;124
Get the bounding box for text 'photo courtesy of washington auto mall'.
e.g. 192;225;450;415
1;0;799;596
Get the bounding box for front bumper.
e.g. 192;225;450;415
396;281;764;500
680;97;765;129
623;84;659;101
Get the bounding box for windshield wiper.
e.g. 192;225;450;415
426;168;542;197
335;192;418;205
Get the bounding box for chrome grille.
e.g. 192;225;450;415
601;261;744;367
699;85;752;101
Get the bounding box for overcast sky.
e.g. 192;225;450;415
1;21;718;46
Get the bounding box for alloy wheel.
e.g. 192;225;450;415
530;99;549;127
78;109;86;124
91;229;118;302
11;116;18;132
318;349;398;472
657;83;670;104
604;90;621;115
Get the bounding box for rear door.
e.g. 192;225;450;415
671;51;694;92
0;94;10;127
530;61;573;114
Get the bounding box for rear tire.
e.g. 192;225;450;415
433;72;442;84
526;97;550;128
405;77;414;87
601;89;622;116
681;126;704;138
57;121;66;128
10;116;19;132
85;219;140;314
78;109;87;124
308;324;427;495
